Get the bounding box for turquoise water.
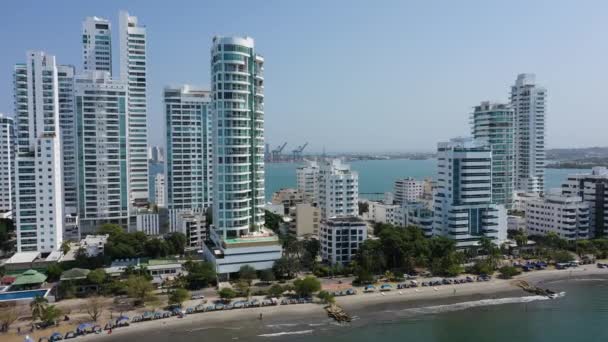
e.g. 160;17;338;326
265;159;587;201
0;289;49;302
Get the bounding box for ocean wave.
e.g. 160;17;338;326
258;330;313;337
397;295;557;315
265;323;299;328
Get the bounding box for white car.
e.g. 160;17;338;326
191;294;205;300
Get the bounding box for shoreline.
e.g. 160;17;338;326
81;267;608;341
5;267;606;342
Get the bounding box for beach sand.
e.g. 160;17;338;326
3;266;606;342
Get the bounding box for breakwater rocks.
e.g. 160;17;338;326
325;304;351;322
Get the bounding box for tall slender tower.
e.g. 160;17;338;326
119;11;149;207
164;86;213;229
471;101;515;207
14;51;65;253
511;74;546;195
74;71;129;233
82;17;112;74
0;114;15;214
207;36;281;275
58;65;77;213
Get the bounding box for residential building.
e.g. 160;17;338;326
82;17;112;74
78;234;109;257
175;210;207;249
154;173;165;207
562;166;608;237
164;86;213;229
74;71;129;233
392;202;434;237
365;200;398;224
471;101;515;207
14;51;65;253
57;65;77;213
63;213;79;242
393;177;424;204
320;216;367;265
296;161;319;203
433;137;507;248
148;145;164;163
119;11;149;206
511;74;546;195
0;114;15;214
524;193;590;240
271;188;304;213
136;212;159;236
318;159;358;219
293;203;321;237
205;36;281;275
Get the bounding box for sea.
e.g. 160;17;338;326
148;159;588;202
107;276;608;342
264;159;586;201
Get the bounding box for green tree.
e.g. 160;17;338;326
144;238;170;258
358;202;369;216
498;266;521;279
166;232;187;255
60;240;72;255
45;263;63;282
260;269;275;282
239;265;257;285
184;261;216;289
234;280;251;299
218;288;236;301
317;290;335;304
125;275;154;306
264;210;283;233
479;237;501;270
40;305;62;324
273;256;298;279
87;268;107;286
30;296;48;321
168;288;190;306
268;284;284;298
293;276;321;297
551;250;575;263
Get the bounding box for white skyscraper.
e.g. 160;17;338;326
471;101;515;207
296;160;319;203
119;11;149;206
74;71;129;233
14;51;65;253
0;114;15;215
164;86;212;227
82;17;112;74
154;173;166;208
317;159;359;219
393;177;424;204
433;138;507;248
58;65;77;213
511;74;546;195
205;36;281;275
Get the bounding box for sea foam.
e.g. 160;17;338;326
258;329;314;337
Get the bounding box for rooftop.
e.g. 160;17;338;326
12;269;47;286
5;252;40;264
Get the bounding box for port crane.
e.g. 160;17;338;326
292;142;309;161
271;142;287;162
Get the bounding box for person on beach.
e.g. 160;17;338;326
259;313;263;320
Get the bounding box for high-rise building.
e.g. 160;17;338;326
320;216;367;265
154;173;166;208
58;65;77;213
471;101;515;207
148;145;164;163
562;166;608;237
82;17;112;74
74;71;129;233
524;192;590;240
393;177;424;204
511;74;546;195
205;36;281;275
164;86;212;227
433;137;507;248
14;51;65;253
119;11;149;206
296;161;319;203
317;159;358;219
0;114;15;215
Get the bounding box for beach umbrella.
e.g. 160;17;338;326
116;315;129;322
77;323;93;331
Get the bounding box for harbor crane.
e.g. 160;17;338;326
292;142;309;161
271;142;287;162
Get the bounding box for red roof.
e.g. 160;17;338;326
1;275;16;285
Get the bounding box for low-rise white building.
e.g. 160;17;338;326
393;177;424;204
320;216;367;265
293;203;321;237
392;202;434;237
524;193;590;240
79;234;109;257
366;201;398;224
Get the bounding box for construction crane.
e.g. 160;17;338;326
292;142;309;161
271;142;287;162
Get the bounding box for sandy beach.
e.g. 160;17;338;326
3;265;606;342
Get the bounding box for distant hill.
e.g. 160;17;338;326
547;147;608;161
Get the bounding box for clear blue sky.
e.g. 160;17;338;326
1;0;606;153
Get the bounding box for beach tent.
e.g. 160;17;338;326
49;332;63;341
76;323;93;333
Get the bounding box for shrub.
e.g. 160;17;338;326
293;276;321;297
498;266;521;279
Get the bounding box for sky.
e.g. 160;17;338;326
0;0;606;153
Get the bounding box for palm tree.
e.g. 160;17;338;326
30;296;49;321
60;241;71;255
